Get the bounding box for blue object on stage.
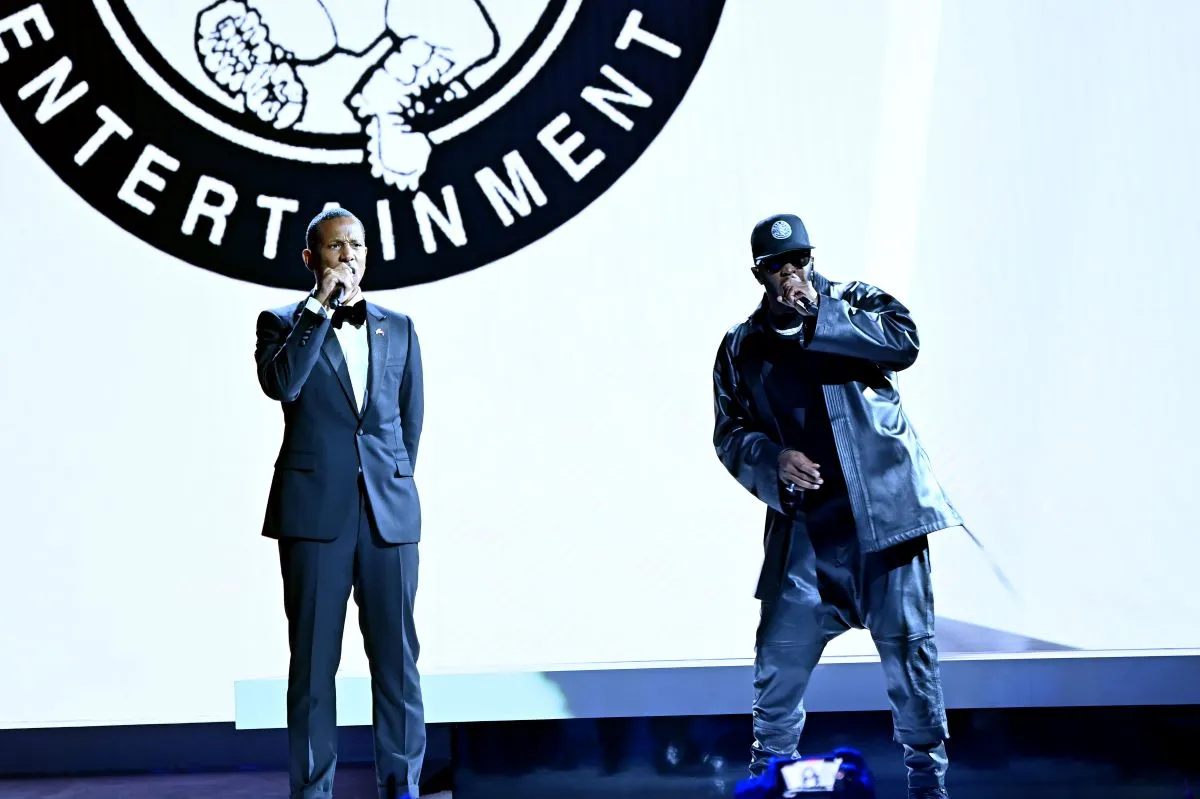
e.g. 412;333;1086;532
734;748;875;798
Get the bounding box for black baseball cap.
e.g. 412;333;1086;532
750;213;814;264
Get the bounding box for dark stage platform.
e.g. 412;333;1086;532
1;706;1197;799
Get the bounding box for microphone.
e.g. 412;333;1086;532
326;265;356;309
789;295;817;316
781;272;817;316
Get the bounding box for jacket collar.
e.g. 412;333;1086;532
289;296;387;323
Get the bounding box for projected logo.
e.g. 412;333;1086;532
0;1;724;289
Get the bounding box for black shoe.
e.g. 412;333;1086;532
909;789;949;799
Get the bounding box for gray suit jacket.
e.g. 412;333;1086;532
255;298;424;543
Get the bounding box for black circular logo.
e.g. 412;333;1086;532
0;0;724;289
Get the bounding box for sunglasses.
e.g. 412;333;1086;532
757;253;812;273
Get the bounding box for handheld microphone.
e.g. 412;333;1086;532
329;265;356;308
781;269;817;316
789;295;816;316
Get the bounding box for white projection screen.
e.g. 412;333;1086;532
1;0;1197;730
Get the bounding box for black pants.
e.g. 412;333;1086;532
751;493;949;792
278;478;424;799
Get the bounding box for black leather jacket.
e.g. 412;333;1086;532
713;272;962;599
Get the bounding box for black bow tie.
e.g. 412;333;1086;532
330;301;367;329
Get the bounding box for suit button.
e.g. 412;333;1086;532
356;429;364;436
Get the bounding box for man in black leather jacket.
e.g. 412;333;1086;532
712;213;960;798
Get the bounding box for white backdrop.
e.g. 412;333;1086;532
1;0;1198;728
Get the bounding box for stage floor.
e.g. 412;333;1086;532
0;768;450;799
0;765;1195;799
1;705;1195;798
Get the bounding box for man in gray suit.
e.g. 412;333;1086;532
255;207;425;799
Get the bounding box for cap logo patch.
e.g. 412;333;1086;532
770;220;792;240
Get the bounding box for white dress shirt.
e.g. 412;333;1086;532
306;295;369;412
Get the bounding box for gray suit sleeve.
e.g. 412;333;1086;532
399;319;424;469
255;306;330;402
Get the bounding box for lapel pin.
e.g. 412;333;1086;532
375;328;385;336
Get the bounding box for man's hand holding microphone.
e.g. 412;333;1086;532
777;262;820;316
314;262;362;309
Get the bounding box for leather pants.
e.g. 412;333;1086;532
750;492;949;792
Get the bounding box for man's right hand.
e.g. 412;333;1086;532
778;265;819;316
778;449;822;491
314;265;355;307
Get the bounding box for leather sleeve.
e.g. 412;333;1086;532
808;280;920;371
712;331;787;514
